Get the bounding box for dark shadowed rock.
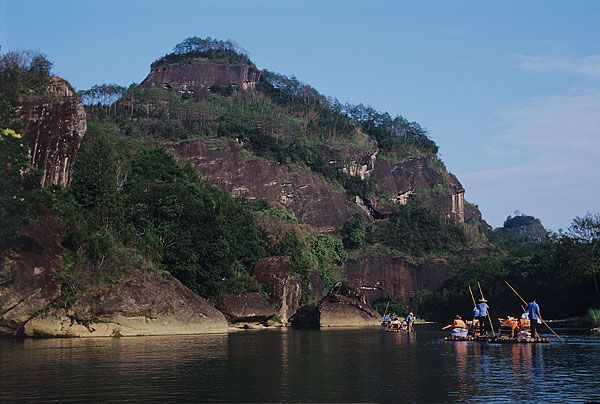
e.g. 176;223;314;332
252;256;301;324
24;270;228;337
218;293;277;324
171;138;357;233
344;254;452;308
290;282;380;328
141;63;261;97
307;269;325;300
16;76;86;187
0;216;65;336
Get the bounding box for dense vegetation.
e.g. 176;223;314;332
151;37;253;71
0;52;51;247
419;213;600;320
3;41;599;322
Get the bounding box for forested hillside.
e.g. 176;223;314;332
1;38;599;328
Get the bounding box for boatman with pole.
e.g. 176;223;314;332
527;298;542;338
477;298;489;336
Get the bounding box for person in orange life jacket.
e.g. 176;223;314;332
451;314;468;338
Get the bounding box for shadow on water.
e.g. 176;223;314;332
1;325;599;402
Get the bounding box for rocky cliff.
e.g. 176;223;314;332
15;76;87;187
344;254;452;308
171;138;358;233
0;216;228;337
141;63;261;97
371;155;466;222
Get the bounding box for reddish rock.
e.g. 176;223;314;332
16;76;86;187
372;156;468;223
344;254;452;308
0;216;65;336
252;256;301;324
141;63;261;97
24;270;228;337
171;138;357;233
219;292;277;324
290;282;380;328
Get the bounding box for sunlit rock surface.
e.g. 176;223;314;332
16;76;86;187
24;270;228;337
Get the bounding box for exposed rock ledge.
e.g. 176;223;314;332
290;283;380;328
24;270;228;337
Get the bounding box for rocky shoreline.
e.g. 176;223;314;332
0;217;381;338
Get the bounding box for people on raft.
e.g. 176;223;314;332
405;312;415;332
382;313;391;326
498;316;520;338
476;298;490;336
449;314;468;338
527;298;542;338
470;306;480;336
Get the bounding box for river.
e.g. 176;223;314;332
1;324;598;402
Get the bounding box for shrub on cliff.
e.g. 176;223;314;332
151;36;253;70
269;226;346;298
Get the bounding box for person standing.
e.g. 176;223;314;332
527;299;542;338
477;298;489;336
405;312;415;332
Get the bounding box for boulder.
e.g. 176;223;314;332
218;293;277;324
252;256;301;324
290;283;380;328
0;216;65;336
24;270;228;337
344;253;451;308
16;76;86;187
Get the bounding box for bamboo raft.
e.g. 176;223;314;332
444;335;474;341
385;328;413;333
443;335;551;343
489;336;551;344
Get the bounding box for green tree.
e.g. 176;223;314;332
0;129;35;246
125;148;265;298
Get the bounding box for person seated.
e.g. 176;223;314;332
518;314;530;333
450;314;468;338
389;318;401;331
469;318;480;336
499;316;519;338
382;313;391;326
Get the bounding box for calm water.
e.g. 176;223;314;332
1;324;599;403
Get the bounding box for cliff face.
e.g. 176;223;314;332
344;254;452;308
141;63;261;96
371;156;466;222
171;138;358;233
16;76;87;187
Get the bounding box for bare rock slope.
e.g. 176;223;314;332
16;76;87;187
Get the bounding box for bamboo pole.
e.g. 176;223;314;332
468;285;477;307
478;281;496;336
504;281;564;343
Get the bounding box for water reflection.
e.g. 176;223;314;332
1;327;599;402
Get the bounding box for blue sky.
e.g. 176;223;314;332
2;0;599;231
